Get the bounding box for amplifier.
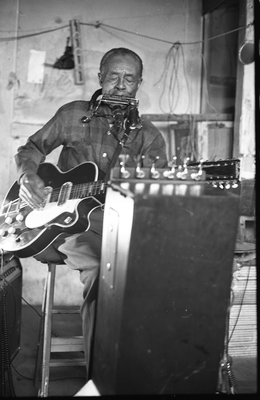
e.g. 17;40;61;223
0;253;22;362
91;176;240;395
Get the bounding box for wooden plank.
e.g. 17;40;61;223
233;0;246;157
197;121;233;160
49;358;86;367
51;336;84;352
70;20;84;85
228;262;257;356
141;114;233;122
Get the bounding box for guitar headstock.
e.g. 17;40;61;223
188;158;240;189
111;156;240;189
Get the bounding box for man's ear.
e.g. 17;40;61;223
98;72;102;86
137;78;143;90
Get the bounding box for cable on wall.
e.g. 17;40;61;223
0;20;253;46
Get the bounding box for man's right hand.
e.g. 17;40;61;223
19;172;50;209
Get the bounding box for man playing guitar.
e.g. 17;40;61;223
14;47;168;379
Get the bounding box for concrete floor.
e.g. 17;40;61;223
3;304;258;396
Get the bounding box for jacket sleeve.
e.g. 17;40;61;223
14;108;65;182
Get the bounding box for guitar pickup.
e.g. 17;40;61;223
57;182;72;206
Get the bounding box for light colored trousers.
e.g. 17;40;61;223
35;206;104;380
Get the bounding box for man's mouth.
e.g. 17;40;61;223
110;90;132;97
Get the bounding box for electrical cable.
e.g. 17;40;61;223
155;44;182;114
180;45;192;115
0;24;70;42
97;21;253;46
200;52;219;114
0;20;253;46
11;362;86;383
168;47;180;114
3;278;42;319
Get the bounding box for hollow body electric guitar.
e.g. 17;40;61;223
0;159;240;258
0;162;106;258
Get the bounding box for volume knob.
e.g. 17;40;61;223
16;213;24;222
5;216;13;224
8;226;16;234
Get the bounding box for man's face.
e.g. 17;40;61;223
98;54;142;97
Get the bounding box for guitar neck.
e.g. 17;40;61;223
49;180;107;203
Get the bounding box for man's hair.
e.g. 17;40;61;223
99;48;143;77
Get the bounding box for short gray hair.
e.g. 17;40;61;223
100;47;143;77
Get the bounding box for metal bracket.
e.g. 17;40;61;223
70;20;84;85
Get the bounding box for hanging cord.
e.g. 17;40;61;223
217;273;237;394
221;313;237;394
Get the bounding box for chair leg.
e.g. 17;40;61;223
39;264;56;398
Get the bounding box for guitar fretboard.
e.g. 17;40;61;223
49;180;107;203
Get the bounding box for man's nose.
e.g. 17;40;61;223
115;76;126;90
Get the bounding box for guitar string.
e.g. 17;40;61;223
1;180;107;214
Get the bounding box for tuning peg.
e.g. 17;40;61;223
191;158;204;181
176;157;190;180
199;158;204;169
225;182;231;189
119;154;130;179
164;156;177;179
169;156;177;168
183;157;190;177
135;155;145;179
184;157;190;168
150;156;160;179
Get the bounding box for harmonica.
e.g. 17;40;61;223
100;94;139;108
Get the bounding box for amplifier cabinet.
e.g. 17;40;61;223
0;254;22;362
92;181;240;394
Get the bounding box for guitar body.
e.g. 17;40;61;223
0;162;105;258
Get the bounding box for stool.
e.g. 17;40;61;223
34;263;86;397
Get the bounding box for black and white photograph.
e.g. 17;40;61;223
0;0;256;396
